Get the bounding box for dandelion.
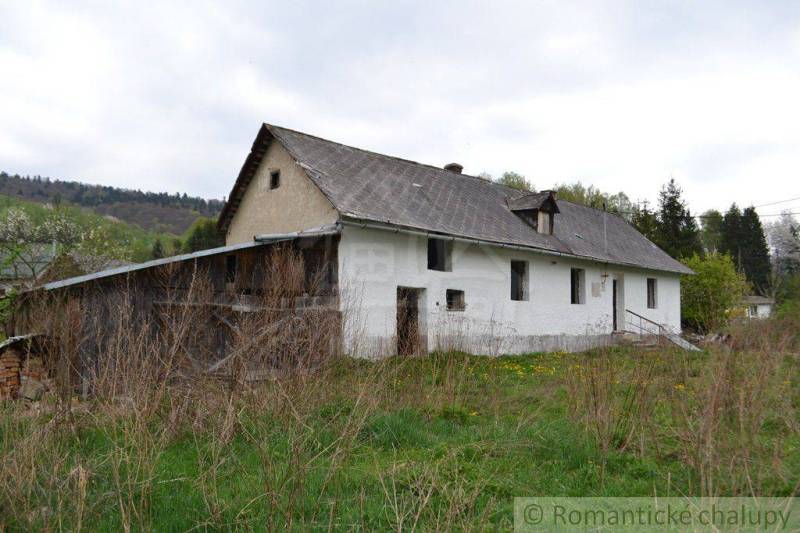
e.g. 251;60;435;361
673;383;686;391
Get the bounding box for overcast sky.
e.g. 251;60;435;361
2;1;799;217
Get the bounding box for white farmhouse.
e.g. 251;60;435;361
219;123;693;356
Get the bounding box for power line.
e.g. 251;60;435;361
753;196;800;208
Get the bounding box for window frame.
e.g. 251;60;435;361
646;277;658;309
446;289;465;311
510;260;529;301
570;268;585;305
269;170;281;190
427;237;452;272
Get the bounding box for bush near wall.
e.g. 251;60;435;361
681;253;748;333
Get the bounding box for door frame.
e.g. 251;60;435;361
396;286;426;355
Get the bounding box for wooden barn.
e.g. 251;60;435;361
1;226;341;399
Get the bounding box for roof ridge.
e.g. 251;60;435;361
265;122;522;192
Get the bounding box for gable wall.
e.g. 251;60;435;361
337;226;682;357
225;141;339;245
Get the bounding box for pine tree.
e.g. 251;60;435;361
719;204;771;293
631;201;659;242
719;204;743;264
653;179;703;259
740;207;771;293
699;209;723;254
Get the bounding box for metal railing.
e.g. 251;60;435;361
624;309;665;337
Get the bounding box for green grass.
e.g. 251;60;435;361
1;347;798;530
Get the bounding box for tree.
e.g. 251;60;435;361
681;253;749;333
739;207;771;293
631;201;659;243
719;204;742;263
553;182;635;219
183;217;223;252
766;211;800;277
495;171;533;192
653;179;703;259
719;204;771;293
151;238;165;259
699;209;723;254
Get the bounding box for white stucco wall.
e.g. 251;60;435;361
746;303;773;319
337;226;682;357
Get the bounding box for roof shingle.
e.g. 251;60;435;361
222;123;692;275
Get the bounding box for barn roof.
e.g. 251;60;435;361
38;225;340;291
219;123;692;275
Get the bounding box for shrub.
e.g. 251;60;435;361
681;253;748;333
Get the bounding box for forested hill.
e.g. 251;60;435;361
0;171;224;234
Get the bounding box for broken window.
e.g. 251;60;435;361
511;260;528;301
427;238;452;272
570;268;585;304
225;254;237;284
446;289;465;311
269;170;281;190
647;278;657;309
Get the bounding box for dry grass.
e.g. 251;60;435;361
1;260;798;529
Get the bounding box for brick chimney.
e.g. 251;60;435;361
443;163;463;174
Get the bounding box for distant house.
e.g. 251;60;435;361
217;123;693;355
743;295;774;319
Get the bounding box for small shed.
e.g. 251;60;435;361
743;295;774;319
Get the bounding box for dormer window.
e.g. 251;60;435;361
538;210;552;235
507;190;559;235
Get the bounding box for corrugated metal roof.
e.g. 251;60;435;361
39;225;340;291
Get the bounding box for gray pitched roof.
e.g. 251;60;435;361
743;295;774;305
220;123;692;275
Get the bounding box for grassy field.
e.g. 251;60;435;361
1;319;799;530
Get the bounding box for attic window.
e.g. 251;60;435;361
427;238;452;272
269;170;280;190
508;191;559;235
446;289;465;311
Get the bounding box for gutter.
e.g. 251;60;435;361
253;223;341;242
339;216;690;275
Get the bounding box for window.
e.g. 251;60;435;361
647;278;657;309
269;170;280;189
749;305;758;317
225;254;237;284
427;238;452;271
510;260;528;301
570;268;585;304
446;289;465;311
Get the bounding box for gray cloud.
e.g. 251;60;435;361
1;0;799;214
